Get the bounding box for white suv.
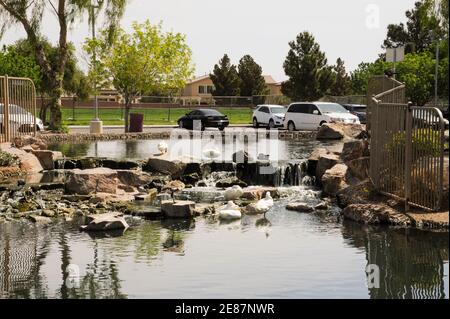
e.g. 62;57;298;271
0;103;45;132
252;104;286;128
283;102;360;131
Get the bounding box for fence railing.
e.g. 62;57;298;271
1;75;37;143
370;98;446;211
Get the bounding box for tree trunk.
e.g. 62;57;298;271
39;94;48;125
48;93;63;131
124;97;131;133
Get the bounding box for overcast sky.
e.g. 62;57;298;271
1;0;417;81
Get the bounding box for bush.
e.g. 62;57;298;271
0;151;20;167
387;129;442;160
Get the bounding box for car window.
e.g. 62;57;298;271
189;110;200;116
316;103;348;114
352;106;366;112
309;104;320;114
287;104;300;113
200;109;222;116
259;106;269;113
270;107;286;114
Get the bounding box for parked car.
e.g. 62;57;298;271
341;104;367;124
283;102;360;131
252;104;286;128
412;108;449;130
0;103;44;133
177;108;229;131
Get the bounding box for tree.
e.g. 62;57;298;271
237;55;268;96
350;60;389;95
0;0;127;130
329;58;352;96
281;31;332;101
94;20;194;132
210;54;240;96
0;44;41;86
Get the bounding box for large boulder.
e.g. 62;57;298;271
286;202;314;212
336;180;374;207
13;136;47;150
316;123;345;140
143;153;187;178
1;146;43;173
316;153;340;181
161;200;195;218
346;157;370;180
81;212;129;231
340;140;369;162
65;168;118;195
116;170;152;187
216;177;247;188
321;164;348;195
342;204;411;226
32;150;63;170
307;147;329;176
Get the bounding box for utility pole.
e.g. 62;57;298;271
89;0;103;134
434;39;440;108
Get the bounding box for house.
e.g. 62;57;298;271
263;75;282;96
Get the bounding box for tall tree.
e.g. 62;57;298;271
237;55;268;96
281;31;331;101
329;58;352;96
0;0;127;130
350;60;389;95
0;44;41;86
91;20;194;132
210;54;240;96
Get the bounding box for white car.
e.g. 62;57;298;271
252;104;286;128
0;103;45;132
283;102;360;131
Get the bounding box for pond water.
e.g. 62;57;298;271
0;189;448;299
1;137;448;299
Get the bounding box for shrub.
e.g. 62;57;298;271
0;151;20;167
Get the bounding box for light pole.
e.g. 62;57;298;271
89;0;103;134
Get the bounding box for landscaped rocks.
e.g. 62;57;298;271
161;200;195;218
316;153;340;181
321;164;348;195
1;146;43;173
81;212;129;231
336;180;374;207
216;177;247;188
116;170;152;187
346;157;370;180
162;180;185;193
29;214;52;225
286;202;314;212
65;168;118;195
134;188;158;202
342;204;411;226
144;153;187;178
316;123;345;140
340;140;369;162
241;187;279;201
32;150;63;170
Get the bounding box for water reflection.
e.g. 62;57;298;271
342;221;449;299
0;217;448;299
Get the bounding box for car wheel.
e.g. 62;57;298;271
288;121;296;131
268;119;275;129
201;124;205;131
178;121;184;129
219;126;225;131
253;117;259;128
319;121;327;126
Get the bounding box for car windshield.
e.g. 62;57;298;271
317;103;348;114
200;109;223;116
270;107;286;114
352;106;366;112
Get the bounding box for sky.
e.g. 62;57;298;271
0;0;417;82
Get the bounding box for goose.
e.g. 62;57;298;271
224;185;244;201
245;192;274;215
157;141;168;154
202;148;221;160
218;201;242;220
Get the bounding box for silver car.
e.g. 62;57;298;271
0;103;45;132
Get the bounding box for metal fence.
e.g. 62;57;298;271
370;98;446;211
0;75;37;143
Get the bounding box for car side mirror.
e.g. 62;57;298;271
313;110;319;115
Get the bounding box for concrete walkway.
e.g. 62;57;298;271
68;124;254;134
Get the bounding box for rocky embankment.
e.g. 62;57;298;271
306;123;449;230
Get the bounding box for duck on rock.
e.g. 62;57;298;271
224;185;244;201
245;192;274;215
218;201;242;220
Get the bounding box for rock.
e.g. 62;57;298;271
144;153;187;178
155;193;172;204
232;150;252;163
181;172;201;185
162;180;185;193
216;177;247;188
81;212;129;231
314;202;329;210
340;140;369;162
316;123;345;140
343;204;411;226
118;184;137;193
346;157;370;180
32;150;63;170
29;215;52;225
322;164;348;195
161;200;195;218
13;136;47;150
116;170;152;187
316;153;340;181
131;207;164;220
42;209;56;217
286;202;314;212
241;187;279;201
65;168;118;195
134;188;157;202
1;146;43;173
100;159;140;170
336;180;374;207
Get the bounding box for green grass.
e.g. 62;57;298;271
61;107;253;126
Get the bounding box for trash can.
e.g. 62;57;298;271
129;113;144;132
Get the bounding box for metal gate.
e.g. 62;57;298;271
370;94;446;211
0;75;37;143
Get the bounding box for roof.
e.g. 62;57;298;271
186;75;211;84
187;74;280;85
263;75;277;84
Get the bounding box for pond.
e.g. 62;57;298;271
0;189;448;299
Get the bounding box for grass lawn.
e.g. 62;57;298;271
61;107;253;126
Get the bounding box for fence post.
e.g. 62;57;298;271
3;75;10;142
404;101;413;212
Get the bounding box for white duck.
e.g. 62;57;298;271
202;148;221;160
245;192;274;215
224;185;244;201
157;141;168;154
218;201;242;220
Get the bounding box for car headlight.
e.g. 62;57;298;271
330;117;343;123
